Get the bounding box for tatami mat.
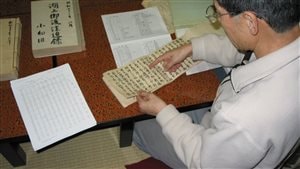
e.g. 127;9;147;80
0;127;150;169
1;127;300;169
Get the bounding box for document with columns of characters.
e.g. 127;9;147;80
103;38;196;107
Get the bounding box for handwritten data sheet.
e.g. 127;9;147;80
101;7;172;67
10;64;96;151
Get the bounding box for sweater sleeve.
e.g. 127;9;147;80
191;34;244;67
156;104;266;168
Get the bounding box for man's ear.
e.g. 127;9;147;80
243;12;259;35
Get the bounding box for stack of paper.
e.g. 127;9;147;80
0;18;22;81
31;0;85;58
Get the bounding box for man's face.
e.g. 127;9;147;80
213;1;249;50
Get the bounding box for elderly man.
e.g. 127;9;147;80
133;0;300;168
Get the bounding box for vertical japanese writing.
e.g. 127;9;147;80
103;38;195;98
49;2;62;45
36;23;46;44
66;0;73;27
8;20;12;45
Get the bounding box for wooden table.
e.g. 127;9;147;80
0;0;220;167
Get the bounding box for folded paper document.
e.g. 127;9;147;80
101;7;172;68
103;38;196;107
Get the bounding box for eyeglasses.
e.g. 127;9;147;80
205;5;235;23
206;5;264;24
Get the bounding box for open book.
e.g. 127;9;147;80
101;7;172;67
103;38;196;107
0;18;22;81
31;0;85;58
10;64;96;151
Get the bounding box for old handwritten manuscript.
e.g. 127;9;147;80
103;38;196;107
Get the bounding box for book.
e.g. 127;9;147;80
10;64;96;151
0;18;22;81
101;7;172;67
103;38;196;107
31;0;85;58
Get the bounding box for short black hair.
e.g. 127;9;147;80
216;0;300;33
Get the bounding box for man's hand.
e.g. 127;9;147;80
136;91;167;116
149;44;193;72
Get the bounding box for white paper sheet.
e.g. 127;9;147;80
111;35;171;67
10;64;96;151
186;61;221;75
102;7;172;67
